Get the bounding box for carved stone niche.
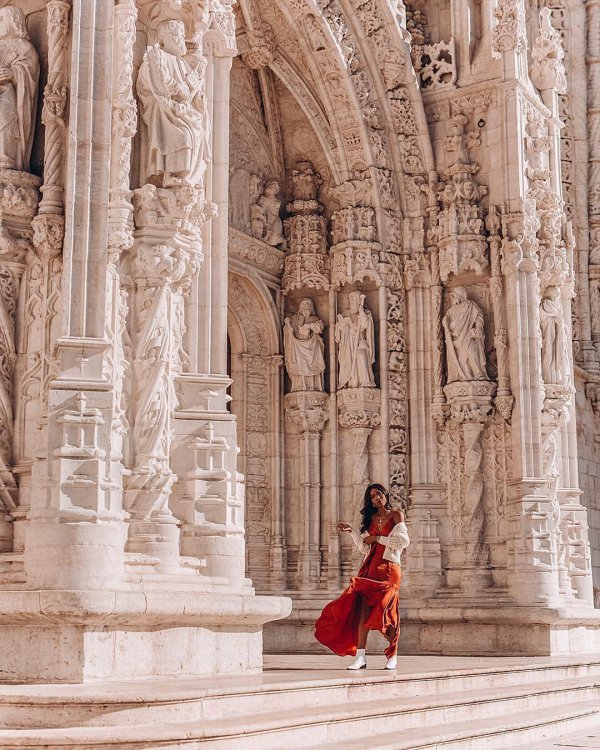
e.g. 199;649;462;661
330;206;382;288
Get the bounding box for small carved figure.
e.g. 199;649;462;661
442;286;488;383
336;291;376;389
137;19;207;188
251;179;285;246
0;6;39;172
283;298;326;392
540;286;568;385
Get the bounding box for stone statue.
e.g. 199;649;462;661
442;286;488;383
0;6;39;172
540;286;568;385
335;291;376;389
284;298;326;392
137;19;207;188
229;168;261;232
251;179;285;246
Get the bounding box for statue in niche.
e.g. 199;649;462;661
442;286;489;383
336;291;376;389
251;179;285;246
229;168;261;232
540;286;568;385
137;19;207;188
0;6;39;172
283;298;326;392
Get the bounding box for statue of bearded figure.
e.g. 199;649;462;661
136;19;207;188
0;6;39;172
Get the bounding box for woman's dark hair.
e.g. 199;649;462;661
359;483;391;533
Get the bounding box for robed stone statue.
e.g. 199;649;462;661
137;19;207;188
335;291;376;389
442;286;488;383
284;298;326;392
540;286;568;385
0;6;38;172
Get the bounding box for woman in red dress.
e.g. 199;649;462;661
314;484;410;670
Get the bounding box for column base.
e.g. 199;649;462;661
264;595;600;657
0;588;291;683
400;605;600;656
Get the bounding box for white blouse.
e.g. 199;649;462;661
350;521;410;565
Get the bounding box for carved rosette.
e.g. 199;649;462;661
330;207;382;288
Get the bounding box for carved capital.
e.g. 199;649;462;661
493;0;527;54
337;387;381;429
32;214;65;259
530;8;567;94
284;391;329;434
444;380;496;424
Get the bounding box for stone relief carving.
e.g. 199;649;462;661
250;179;285;247
0;7;38;172
336;291;376;390
137;19;207;189
283;161;328;291
442;287;489;384
283;298;326;393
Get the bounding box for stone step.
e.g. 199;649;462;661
1;664;600;747
4;655;600;729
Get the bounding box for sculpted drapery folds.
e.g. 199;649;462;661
0;6;38;172
251;179;285;247
283;298;325;393
442;286;488;383
137;19;207;189
336;291;376;390
540;286;569;386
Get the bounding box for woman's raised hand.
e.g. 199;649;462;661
336;522;352;533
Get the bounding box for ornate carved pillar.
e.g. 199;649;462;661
284;392;329;589
24;0;132;590
166;3;247;582
586;0;600;359
337;388;381;580
444;382;495;594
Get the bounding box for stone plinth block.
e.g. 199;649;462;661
0;589;291;682
337;387;381;429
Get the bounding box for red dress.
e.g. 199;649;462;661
314;519;402;659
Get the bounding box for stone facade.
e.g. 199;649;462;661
1;0;600;685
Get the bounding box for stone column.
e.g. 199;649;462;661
284;391;329;588
586;0;600;359
337;388;381;580
168;4;248;583
24;0;130;590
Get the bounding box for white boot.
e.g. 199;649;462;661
384;654;398;670
347;649;367;670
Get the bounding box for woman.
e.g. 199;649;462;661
314;484;409;670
